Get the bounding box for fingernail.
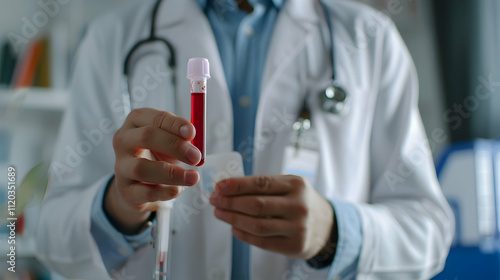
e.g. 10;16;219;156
180;125;192;138
186;146;201;164
184;170;199;185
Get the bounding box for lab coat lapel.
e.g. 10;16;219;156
156;0;189;29
260;0;319;90
251;1;320;279
254;0;319;174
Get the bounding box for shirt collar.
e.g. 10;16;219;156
196;0;284;11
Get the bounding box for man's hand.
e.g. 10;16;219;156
107;108;202;235
209;175;334;260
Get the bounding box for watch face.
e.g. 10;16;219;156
319;85;348;114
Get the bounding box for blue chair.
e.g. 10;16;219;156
432;140;500;279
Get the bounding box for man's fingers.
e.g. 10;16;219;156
215;175;303;196
210;195;305;219
120;126;201;165
126;183;185;205
231;228;301;256
124;108;195;139
214;208;296;237
153;152;180;164
118;157;199;186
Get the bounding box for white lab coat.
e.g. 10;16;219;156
35;0;454;279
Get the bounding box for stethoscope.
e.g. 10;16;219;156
121;0;349;118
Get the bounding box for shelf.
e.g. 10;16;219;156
0;88;68;112
0;234;37;258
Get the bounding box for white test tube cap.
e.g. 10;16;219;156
187;57;211;79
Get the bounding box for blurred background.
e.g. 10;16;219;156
0;0;499;279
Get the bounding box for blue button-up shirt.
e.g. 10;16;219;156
91;1;362;279
201;0;283;175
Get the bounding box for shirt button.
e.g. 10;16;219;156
130;242;139;248
118;247;128;256
239;95;251;108
244;26;254;37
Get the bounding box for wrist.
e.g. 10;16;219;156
307;201;338;269
104;176;152;235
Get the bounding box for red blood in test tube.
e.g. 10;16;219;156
187;58;210;166
191;92;205;166
159;251;165;265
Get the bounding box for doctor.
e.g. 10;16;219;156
36;0;454;279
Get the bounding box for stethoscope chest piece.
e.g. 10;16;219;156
318;84;349;114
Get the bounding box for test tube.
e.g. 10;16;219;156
187;58;210;166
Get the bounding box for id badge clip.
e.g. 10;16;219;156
282;105;320;187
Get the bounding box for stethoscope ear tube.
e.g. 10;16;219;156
316;0;349;115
